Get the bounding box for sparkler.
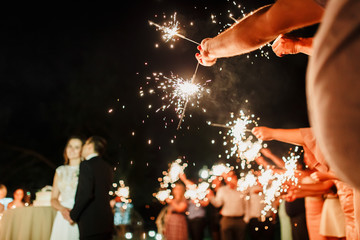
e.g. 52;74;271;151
257;148;301;215
168;160;187;183
185;182;210;207
155;189;172;202
149;13;200;45
211;164;231;176
237;171;257;191
211;111;263;164
176;62;200;130
146;66;209;129
155;159;188;202
115;180;131;204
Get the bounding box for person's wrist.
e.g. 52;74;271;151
203;38;216;59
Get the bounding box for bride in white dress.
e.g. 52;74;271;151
50;137;83;240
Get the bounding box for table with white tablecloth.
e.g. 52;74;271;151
0;206;57;240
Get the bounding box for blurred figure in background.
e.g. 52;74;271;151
0;184;6;213
164;183;188;240
208;171;247;240
208;176;224;240
7;189;25;209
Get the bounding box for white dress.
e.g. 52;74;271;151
50;165;80;240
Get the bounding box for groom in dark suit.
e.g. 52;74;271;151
70;136;114;240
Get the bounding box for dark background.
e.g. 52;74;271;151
0;0;313;229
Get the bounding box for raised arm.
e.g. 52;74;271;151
179;173;195;188
260;148;285;168
310;171;340;182
196;0;323;66
298;180;334;192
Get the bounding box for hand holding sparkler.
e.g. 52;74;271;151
252;127;274;141
195;39;218;66
206;189;215;199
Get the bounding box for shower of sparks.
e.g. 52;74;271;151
154;189;172;202
115;180;131;204
237;171;257;191
185;182;210;207
211;164;231;176
176;62;202;130
141;67;210;129
168;160;187;183
256;147;301;215
211;111;263;165
154;159;188;202
149;13;200;45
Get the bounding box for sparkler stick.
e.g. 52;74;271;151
229;15;239;23
176;62;200;130
148;20;200;45
210;123;231;128
210;123;252;132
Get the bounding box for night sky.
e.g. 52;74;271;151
0;0;314;228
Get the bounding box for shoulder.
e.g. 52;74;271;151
56;165;67;174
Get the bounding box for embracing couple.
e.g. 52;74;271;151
50;136;114;240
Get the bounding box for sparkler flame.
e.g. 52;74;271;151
211;164;231;176
155;189;171;202
115;180;131;204
185;182;210;207
214;111;263;163
152;72;210;119
149;13;199;45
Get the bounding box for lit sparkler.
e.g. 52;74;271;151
149;13;199;45
155;159;188;202
148;67;210;129
115;180;131;204
211;164;231;176
237;171;257;191
168;159;187;183
211;111;263;164
184;182;210;207
257;148;301;215
155;189;172;202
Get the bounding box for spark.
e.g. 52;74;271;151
211;164;231;176
115;180;131;204
211;111;263;162
154;189;171;202
146;67;209;129
149;13;199;45
185;182;210;206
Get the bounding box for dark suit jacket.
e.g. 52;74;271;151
70;156;114;238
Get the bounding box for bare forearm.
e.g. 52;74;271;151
206;0;322;59
293;189;328;198
298;180;333;192
271;128;304;146
51;198;66;211
265;152;285;168
296;37;313;55
207;5;274;58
